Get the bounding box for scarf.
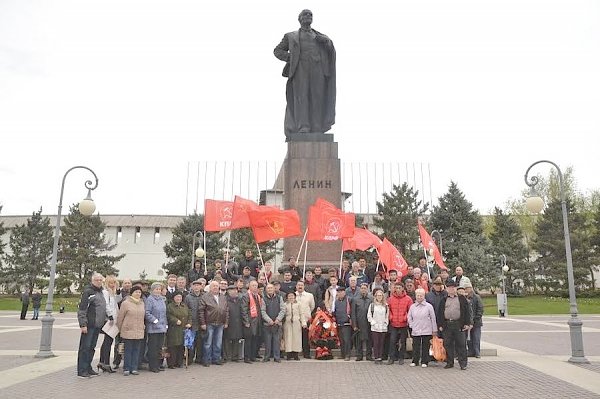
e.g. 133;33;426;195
249;292;258;318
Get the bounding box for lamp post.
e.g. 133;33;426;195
524;160;588;364
191;231;205;274
36;166;99;358
498;254;509;317
500;255;509;295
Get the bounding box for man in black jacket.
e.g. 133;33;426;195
19;290;30;320
260;284;286;362
351;284;373;361
279;271;296;295
224;285;244;362
278;257;301;282
239;250;260;279
425;277;447;315
465;282;484;358
77;273;107;378
187;260;205;289
240;280;262;363
184;280;205;364
435;279;472;370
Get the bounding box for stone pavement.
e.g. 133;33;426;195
1;311;600;398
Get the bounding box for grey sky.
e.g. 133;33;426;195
1;0;599;216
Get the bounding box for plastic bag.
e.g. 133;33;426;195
431;335;446;361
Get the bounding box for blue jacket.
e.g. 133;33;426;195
144;294;167;334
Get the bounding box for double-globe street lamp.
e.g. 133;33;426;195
524;160;588;364
36;166;99;358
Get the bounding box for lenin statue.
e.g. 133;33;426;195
274;10;336;141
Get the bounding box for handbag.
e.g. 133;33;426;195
431;335;446;361
406;336;413;352
117;342;125;355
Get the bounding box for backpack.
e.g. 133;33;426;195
370;303;389;319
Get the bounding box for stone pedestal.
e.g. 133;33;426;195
281;133;342;267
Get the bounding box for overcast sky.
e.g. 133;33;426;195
1;0;599;217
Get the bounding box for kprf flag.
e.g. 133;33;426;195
204;199;234;231
342;227;382;251
378;238;409;278
418;222;447;270
231;196;260;229
307;198;355;241
247;206;302;243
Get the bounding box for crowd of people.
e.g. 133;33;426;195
75;251;484;378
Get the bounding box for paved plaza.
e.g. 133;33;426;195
1;311;600;398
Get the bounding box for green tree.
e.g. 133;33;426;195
139;269;148;281
531;198;593;292
373;182;428;264
162;213;226;277
1;209;53;294
0;205;6;268
57;204;124;291
429;182;493;289
488;207;530;293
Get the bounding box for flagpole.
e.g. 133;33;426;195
296;228;308;264
256;242;265;271
375;247;381;272
203;230;207;275
270;241;277;284
421;245;433;280
224;230;231;272
338;249;344;279
302;240;309;279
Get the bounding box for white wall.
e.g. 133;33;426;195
106;226;173;280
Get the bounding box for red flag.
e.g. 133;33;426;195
231;196;260;229
314;198;336;210
378;238;409;278
418;222;447;270
204;199;234;231
342;228;382;251
306;198;355;241
247;206;302;243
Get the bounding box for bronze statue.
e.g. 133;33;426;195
274;10;336;140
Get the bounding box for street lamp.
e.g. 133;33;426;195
524;160;588;364
501;256;509;294
36;166;99;358
191;231;205;274
498;254;509;317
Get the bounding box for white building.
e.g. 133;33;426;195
0;214;184;281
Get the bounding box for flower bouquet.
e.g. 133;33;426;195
308;308;339;360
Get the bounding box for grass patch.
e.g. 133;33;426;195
0;295;80;312
481;295;600;315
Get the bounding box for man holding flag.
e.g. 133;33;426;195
418;222;447;273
